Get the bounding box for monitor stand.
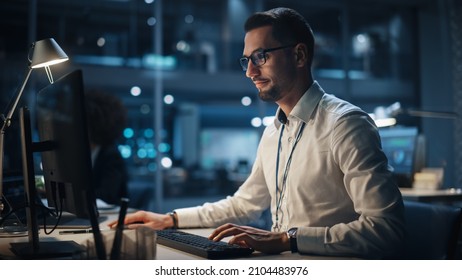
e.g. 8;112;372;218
9;107;86;259
10;240;84;259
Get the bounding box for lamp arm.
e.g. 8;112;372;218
0;66;33;214
2;67;33;130
406;109;460;119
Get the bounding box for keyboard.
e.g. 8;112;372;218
156;229;254;259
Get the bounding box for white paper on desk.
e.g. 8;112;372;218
96;199;120;214
96;199;117;209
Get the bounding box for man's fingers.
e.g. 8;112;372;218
214;227;246;241
209;223;237;240
212;225;257;242
229;233;255;248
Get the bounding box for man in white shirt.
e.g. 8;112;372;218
111;7;405;259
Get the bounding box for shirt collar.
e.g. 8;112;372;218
274;80;325;128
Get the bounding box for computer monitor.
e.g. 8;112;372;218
35;70;94;219
200;128;259;171
379;126;424;188
12;70;105;259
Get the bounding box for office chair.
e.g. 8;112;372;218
401;200;462;259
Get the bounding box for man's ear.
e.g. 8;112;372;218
295;43;308;67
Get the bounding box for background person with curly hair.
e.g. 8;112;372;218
85;90;129;205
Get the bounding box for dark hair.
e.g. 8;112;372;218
244;7;315;60
85;90;127;146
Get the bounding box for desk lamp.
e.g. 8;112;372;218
0;38;68;236
388;102;460;120
371;101;460;128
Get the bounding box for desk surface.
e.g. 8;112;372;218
400;187;462;203
1;213;352;260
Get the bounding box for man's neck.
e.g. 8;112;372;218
277;76;313;116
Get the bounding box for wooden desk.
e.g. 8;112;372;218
400;187;462;204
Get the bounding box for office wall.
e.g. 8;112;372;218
419;0;460;187
450;0;462;188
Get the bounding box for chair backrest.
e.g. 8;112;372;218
402;200;462;259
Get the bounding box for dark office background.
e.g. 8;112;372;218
1;0;461;212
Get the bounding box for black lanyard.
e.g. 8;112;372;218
274;121;306;231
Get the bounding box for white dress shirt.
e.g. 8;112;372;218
175;81;405;258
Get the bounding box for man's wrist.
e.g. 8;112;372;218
167;211;178;229
287;227;299;253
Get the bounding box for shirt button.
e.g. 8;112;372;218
288;137;293;143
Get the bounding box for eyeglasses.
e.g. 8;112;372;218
239;44;296;71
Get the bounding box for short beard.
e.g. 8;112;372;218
258;85;281;102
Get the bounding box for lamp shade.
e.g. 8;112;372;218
30;38;68;69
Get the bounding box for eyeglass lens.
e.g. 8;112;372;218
240;50;265;71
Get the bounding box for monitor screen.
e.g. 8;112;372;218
36;69;95;219
200;128;259;171
379;126;419;188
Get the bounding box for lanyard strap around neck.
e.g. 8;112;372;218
274;121;306;230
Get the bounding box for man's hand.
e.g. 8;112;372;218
209;223;291;254
107;210;173;229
